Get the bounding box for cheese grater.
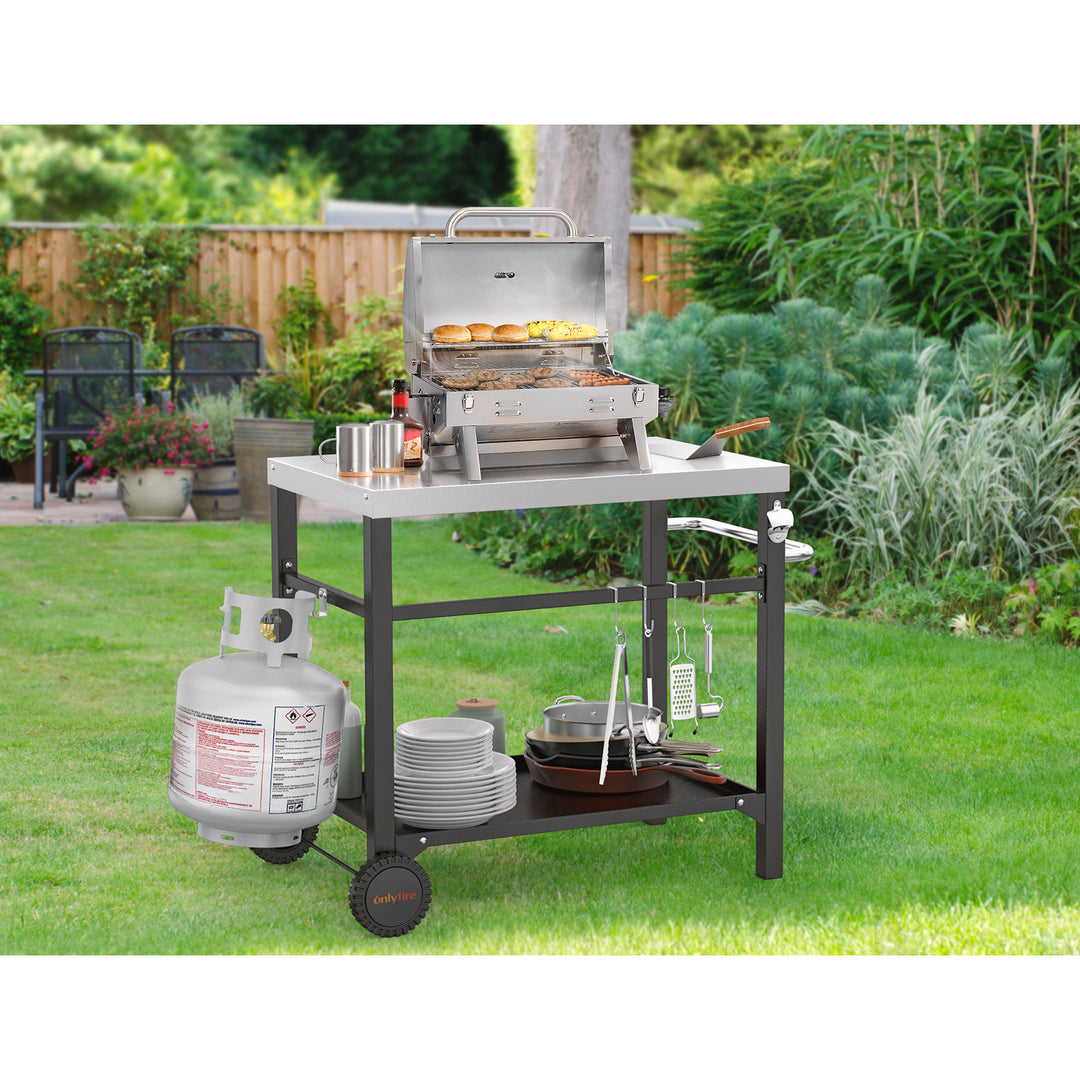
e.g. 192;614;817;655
668;624;697;734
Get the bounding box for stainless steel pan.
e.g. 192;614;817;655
542;695;663;740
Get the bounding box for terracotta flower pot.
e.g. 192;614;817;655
11;450;52;485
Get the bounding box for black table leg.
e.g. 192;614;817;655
641;501;669;719
270;486;298;598
363;516;396;859
755;491;786;879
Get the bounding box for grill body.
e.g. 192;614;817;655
402;209;659;479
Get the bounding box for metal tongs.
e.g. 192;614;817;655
599;588;638;784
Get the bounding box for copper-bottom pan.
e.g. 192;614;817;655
523;750;668;794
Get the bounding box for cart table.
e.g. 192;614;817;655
267;438;790;935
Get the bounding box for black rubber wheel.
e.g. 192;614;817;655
348;853;431;938
251;825;319;864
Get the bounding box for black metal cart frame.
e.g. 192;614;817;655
268;478;787;885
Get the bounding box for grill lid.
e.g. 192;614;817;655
403;207;613;370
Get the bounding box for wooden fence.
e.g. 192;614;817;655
4;224;693;358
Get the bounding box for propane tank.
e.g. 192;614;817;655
169;587;346;849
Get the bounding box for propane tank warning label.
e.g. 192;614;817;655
269;704;326;814
171;707;267;812
171;704;329;815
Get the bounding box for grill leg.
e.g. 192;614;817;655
454;425;481;481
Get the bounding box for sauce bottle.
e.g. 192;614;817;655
391;378;424;468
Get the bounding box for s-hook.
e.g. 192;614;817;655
637;582;654;639
668;580;684;630
696;579;711;632
609;584;626;645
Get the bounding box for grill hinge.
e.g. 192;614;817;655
757;563;766;603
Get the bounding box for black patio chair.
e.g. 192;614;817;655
169;325;265;408
33;327;143;510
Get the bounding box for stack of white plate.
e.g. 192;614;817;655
394;717;517;829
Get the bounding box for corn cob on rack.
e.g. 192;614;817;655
526;320;599;340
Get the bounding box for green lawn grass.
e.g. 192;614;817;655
1;519;1078;955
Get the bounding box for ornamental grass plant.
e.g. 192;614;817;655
81;401;216;480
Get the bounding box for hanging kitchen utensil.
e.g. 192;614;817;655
638;581;662;745
599;588;628;785
692;579;724;734
668;583;696;734
618;612;639;775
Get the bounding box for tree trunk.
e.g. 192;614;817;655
532;124;632;332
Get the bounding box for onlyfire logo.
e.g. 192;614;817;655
371;889;418;905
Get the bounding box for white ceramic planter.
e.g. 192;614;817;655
116;467;196;521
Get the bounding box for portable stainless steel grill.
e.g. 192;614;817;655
403;207;660;480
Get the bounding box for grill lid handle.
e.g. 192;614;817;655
444;206;578;237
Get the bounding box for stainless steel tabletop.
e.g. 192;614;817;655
267;437;790;521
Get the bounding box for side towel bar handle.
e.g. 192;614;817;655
667;516;815;563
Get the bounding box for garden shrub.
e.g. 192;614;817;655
0;229;52;376
1004;561;1080;644
320;295;406;411
71;224;201;348
681;161;847;313
686;125;1080;378
274;268;337;354
0;269;51;376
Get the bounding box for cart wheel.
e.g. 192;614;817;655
251;826;319;865
348;853;431;938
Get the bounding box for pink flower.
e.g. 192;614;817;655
1027;580;1038;596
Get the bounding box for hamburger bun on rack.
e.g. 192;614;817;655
466;322;495;341
433;324;471;344
493;323;528;343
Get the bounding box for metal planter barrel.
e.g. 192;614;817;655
233;418;314;521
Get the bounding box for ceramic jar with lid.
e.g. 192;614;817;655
450;697;506;754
